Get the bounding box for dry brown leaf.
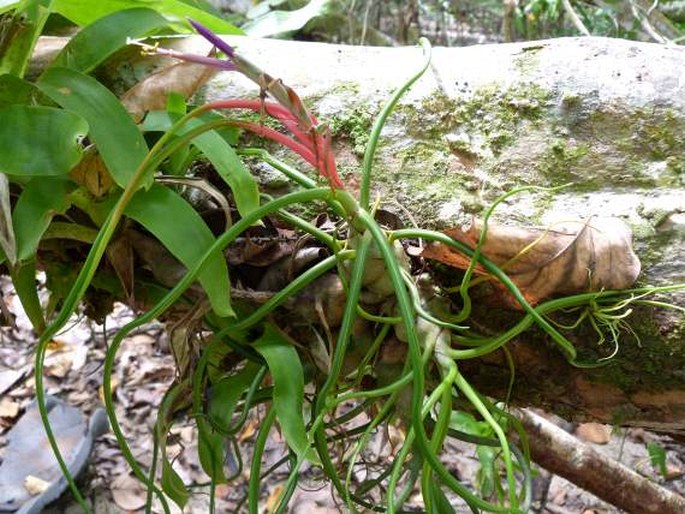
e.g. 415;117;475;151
422;217;640;307
106;235;135;301
111;473;147;511
238;418;258;442
69;149;115;198
46;339;66;351
121;60;217;117
665;463;685;480
44;353;73;378
575;422;612;444
0;398;20;418
265;484;284;514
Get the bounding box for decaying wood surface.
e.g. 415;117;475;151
517;408;685;514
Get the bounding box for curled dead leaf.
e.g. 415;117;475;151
111;473;147;511
121;59;217;118
422;217;641;306
69;148;115;198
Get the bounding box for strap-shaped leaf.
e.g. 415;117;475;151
430;482;458;514
253;325;317;463
10;258;45;333
193;118;260;217
50;8;169;74
161;459;189;508
0;74;46;108
197;421;226;483
13;177;74;262
208;362;260;429
157;382;190;509
52;0;243;34
125;183;233;317
0;105;87;177
37;67;150;189
142;111;259;217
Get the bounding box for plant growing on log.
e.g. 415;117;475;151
1;6;684;514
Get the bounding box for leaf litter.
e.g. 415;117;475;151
0;245;680;514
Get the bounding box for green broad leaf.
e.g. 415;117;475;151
50;7;169;74
0;105;87;176
161;456;189;508
125;183;234;317
450;410;493;438
162;94;192;176
176;0;222;17
0;0;51;77
243;0;330;38
10;258;45;333
37;67;150;189
166;91;186;115
197;421;226;482
209;363;259;429
52;0;243;34
253;325;316;464
157;381;191;508
142;111;259;217
192;120;259;217
13;177;74;262
0;74;46;107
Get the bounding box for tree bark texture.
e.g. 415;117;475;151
516;408;685;514
34;36;685;431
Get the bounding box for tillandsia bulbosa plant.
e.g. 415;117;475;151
1;5;685;514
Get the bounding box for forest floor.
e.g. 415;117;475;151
2;277;685;514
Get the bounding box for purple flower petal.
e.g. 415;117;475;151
172;52;236;71
188;19;235;59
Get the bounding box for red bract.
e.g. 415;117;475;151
204;99;343;189
186;20;344;189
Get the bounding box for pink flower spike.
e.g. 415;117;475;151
205;99;313;147
232;121;317;166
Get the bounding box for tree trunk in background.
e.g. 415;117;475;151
33;36;685;432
